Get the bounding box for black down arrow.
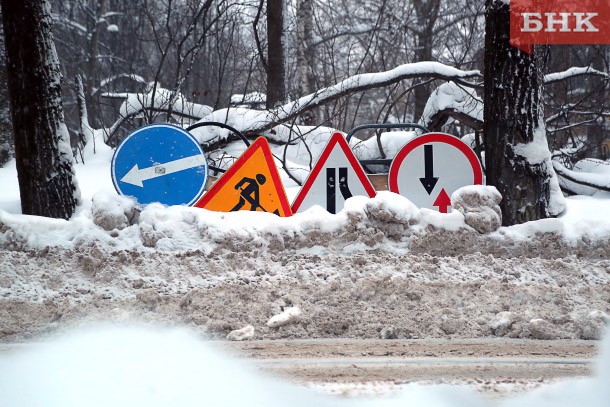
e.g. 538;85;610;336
419;144;438;195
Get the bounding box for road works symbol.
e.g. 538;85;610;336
194;137;292;216
231;173;278;214
111;123;208;206
292;132;376;214
388;133;483;213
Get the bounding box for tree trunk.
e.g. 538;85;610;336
1;0;80;219
412;0;440;121
296;0;316;124
266;0;286;108
85;0;106;127
0;8;12;166
483;0;564;226
296;0;314;97
412;40;433;122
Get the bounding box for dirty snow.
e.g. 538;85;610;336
0;325;609;407
1;125;609;406
0;130;609;342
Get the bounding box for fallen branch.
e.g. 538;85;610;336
199;61;482;137
553;160;610;193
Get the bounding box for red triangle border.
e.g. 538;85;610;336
291;132;376;213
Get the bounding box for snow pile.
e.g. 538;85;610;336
1;190;609;258
91;192;138;231
451;185;502;233
0;325;608;407
227;325;255;341
267;307;301;328
489;312;516;336
0;192;454;253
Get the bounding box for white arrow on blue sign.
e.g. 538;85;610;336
111;123;208;206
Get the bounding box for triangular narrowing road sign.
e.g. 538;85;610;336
195;137;293;216
292;132;376;214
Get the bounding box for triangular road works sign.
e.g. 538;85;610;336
292;132;376;214
195;137;293;216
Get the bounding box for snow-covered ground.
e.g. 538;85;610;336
0;130;609;405
0;325;609;407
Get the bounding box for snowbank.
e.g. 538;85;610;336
1;188;609;258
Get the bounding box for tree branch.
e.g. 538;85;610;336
252;0;267;71
544;66;610;85
553;160;610;193
202;61;482;137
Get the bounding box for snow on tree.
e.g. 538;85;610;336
1;0;80;219
483;0;564;226
418;82;483;132
0;11;11;167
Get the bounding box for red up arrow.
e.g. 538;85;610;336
433;188;451;213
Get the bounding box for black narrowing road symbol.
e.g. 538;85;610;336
326;167;353;214
419;144;439;195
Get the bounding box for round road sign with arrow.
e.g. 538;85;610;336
388;133;483;212
111;123;208;206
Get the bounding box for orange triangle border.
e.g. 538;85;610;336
195;137;293;216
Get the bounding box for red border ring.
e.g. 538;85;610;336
388;132;483;194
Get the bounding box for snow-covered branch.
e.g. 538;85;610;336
419;82;483;131
544;67;610;85
93;74;148;95
104;86;213;143
553;160;610;194
191;62;481;142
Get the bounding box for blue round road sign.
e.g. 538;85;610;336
111;123;208;206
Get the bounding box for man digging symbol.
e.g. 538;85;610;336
231;174;279;215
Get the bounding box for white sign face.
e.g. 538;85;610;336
389;133;483;212
292;133;376;214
